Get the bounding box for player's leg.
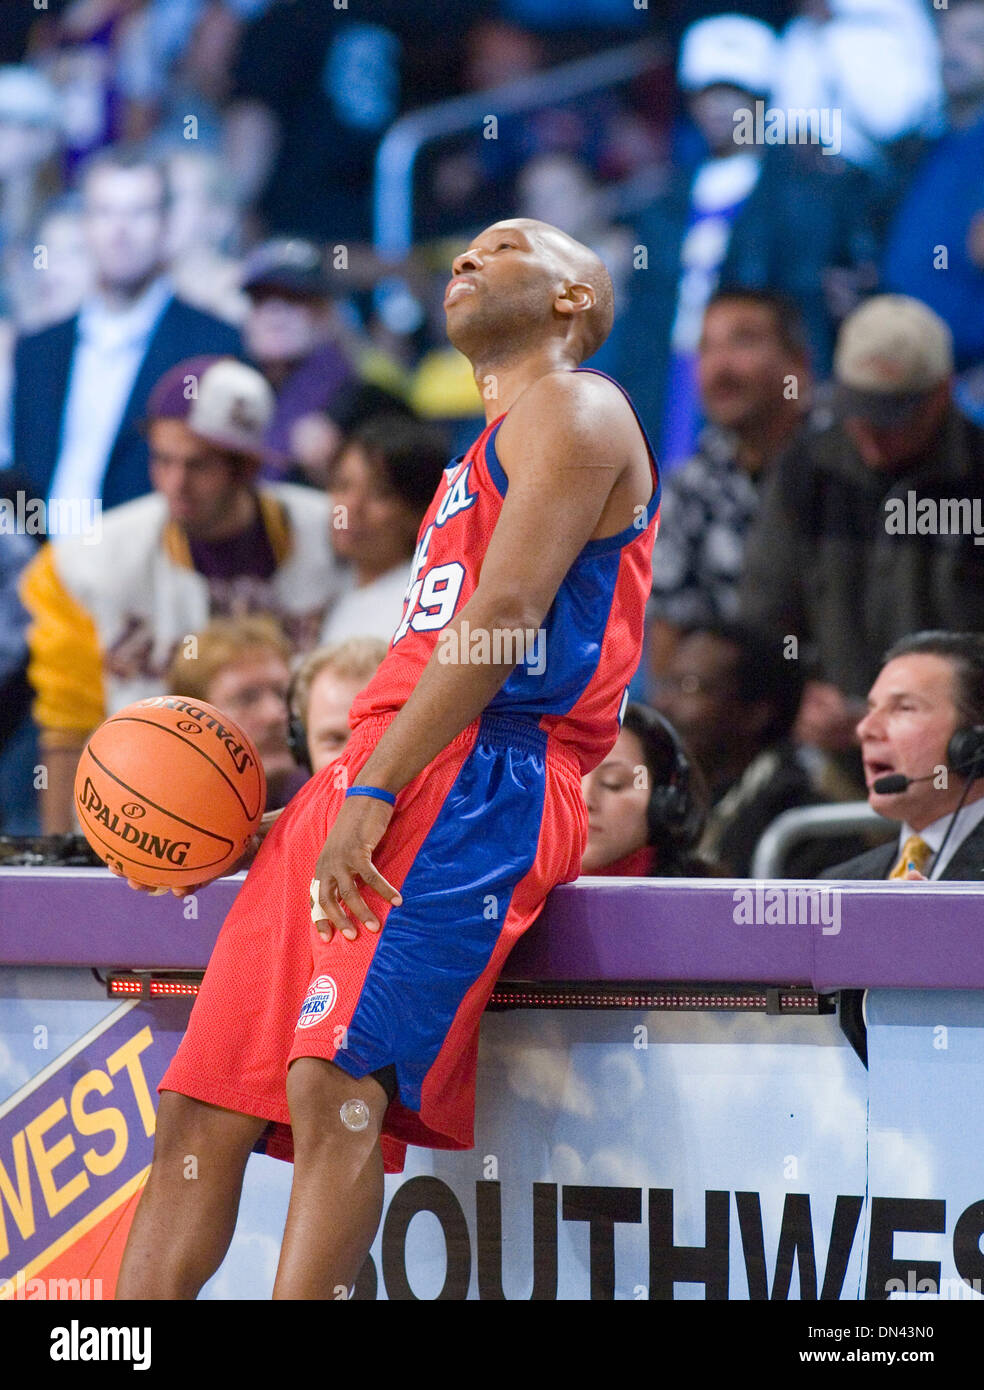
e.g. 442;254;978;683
115;1091;267;1299
272;1058;390;1300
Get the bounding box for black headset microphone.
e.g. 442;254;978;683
286;667;312;775
871;726;984;875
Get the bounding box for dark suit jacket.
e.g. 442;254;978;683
820;817;984;881
738;409;984;702
12;297;242;511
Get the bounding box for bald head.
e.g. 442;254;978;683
512;218;615;362
446;218;615;367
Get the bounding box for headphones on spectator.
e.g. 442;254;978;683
624;705;703;850
646;711;697;844
948;725;984;781
286;668;311;774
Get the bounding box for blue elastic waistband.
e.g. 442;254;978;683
475;711;548;755
351;709;580;780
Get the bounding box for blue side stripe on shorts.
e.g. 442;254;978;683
333;723;548;1109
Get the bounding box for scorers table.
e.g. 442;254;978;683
1;868;983;1301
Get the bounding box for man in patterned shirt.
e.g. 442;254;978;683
647;289;811;685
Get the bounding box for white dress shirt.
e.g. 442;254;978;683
320;562;412;646
898;794;984;880
47;276;173;506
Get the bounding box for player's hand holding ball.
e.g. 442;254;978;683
312;791;402;942
110;813;277;895
74;696;266;896
108;831;262;897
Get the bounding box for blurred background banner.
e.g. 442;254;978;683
3;973;983;1301
0;987;189;1299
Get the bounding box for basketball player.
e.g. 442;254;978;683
116;219;660;1299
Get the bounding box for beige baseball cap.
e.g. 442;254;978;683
834;295;954;426
147;356;275;462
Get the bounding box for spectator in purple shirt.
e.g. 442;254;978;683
18;354;344;833
241;237;409;487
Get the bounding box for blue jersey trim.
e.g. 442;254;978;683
481;369;661;552
486;545;621;719
575;366;661;553
483;418;509;498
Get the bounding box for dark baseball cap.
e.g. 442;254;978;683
241;238;335;299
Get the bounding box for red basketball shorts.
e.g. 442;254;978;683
158;710;587;1172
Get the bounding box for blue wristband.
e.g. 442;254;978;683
345;785;396;807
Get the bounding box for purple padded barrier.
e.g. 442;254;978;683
2;868;984;989
523;877;984;990
0;868;243;971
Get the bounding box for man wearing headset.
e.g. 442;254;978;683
821;630;984;882
286;637;389;776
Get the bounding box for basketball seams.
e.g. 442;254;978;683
97;715;263;823
78;744;236;874
82;742;236;842
75;702;265;883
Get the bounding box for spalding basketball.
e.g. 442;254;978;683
74;696;266;888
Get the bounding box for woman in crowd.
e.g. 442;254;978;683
580;701;713;877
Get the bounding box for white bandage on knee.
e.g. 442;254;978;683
339;1098;371;1132
310;879;331;925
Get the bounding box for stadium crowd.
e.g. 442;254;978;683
2;0;983;885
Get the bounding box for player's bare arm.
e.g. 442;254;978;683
313;370;651;939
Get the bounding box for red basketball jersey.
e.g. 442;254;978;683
348;368;661;776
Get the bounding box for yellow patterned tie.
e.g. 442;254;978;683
888;835;933;879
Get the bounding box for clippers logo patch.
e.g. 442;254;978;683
296;974;338;1029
